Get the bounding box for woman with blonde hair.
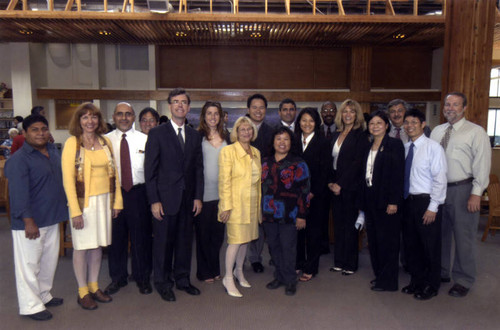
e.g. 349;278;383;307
328;99;369;276
218;116;261;298
62;102;122;310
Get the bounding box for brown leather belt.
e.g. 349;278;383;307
447;177;473;187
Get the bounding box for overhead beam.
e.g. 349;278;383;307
6;0;19;11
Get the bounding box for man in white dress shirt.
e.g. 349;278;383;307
277;98;297;132
430;92;491;297
105;102;152;295
401;109;447;301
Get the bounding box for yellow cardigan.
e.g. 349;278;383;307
62;136;123;218
218;141;261;224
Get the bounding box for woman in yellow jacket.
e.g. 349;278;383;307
62;103;122;310
218;116;261;298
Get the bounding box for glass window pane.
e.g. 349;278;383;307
490;79;499;97
491;68;499;78
488;109;496;136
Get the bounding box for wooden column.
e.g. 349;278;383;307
441;0;496;128
350;46;372;113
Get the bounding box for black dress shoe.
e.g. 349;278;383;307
177;284;201;296
104;279;128;295
401;283;419;295
441;277;451;283
266;279;283;290
371;286;386;292
370;279;376;285
252;262;264;273
28;310;52;321
45;297;64;307
159;288;176;302
137;281;153;295
448;283;469;297
285;283;296;296
414;286;438;300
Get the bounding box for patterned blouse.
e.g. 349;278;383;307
261;154;311;225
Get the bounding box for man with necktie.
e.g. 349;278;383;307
145;88;204;302
276;98;297;132
105;102;152;296
430;92;491;297
401;108;447;300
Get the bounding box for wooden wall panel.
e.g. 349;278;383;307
313;49;350;89
211;48;258;89
158;46;350;89
158;47;211;88
371;47;433;89
257;49;314;89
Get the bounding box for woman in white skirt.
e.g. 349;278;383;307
62;102;122;310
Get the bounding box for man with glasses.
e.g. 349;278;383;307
319;101;337;141
139;107;159;135
105;102;152;296
387;99;431;144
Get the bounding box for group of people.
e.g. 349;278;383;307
5;89;491;321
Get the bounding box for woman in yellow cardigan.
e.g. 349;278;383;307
218;116;261;298
62;103;122;310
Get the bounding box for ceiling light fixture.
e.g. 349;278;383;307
99;30;111;36
393;33;406;39
19;29;33;35
250;32;262;38
176;31;187;37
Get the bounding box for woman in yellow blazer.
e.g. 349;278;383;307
62;102;122;310
218;116;261;298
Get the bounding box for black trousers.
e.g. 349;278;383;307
365;187;401;290
296;196;323;275
108;184;152;283
153;192;194;289
319;190;333;254
332;190;359;272
402;195;442;291
264;222;297;285
195;200;225;281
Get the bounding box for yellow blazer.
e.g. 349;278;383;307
218;141;261;224
62;136;123;218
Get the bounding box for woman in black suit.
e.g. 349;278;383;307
328;99;368;275
359;111;405;291
294;108;331;282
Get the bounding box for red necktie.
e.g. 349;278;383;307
395;127;401;140
120;133;133;192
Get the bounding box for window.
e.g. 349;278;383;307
488;109;500;146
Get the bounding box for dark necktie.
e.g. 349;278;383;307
120;133;133;192
404;143;414;199
178;127;185;151
440;125;453;150
326;126;332;140
395;127;401;140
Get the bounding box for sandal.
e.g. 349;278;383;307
204;278;215;284
299;273;313;282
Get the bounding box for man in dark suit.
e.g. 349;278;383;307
276;98;297;132
247;93;274;273
145;88;204;302
319;101;337;142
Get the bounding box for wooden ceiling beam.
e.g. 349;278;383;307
64;0;74;11
6;0;19;11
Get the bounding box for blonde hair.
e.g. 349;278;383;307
335;99;366;131
230;116;258;143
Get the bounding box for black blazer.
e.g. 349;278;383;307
294;133;331;196
145;121;204;216
329;127;370;192
359;134;405;210
251;121;274;160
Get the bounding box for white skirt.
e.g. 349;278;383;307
70;193;112;250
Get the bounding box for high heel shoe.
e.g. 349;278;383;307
233;271;251;288
222;277;242;298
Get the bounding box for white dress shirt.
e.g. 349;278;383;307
170;120;186;141
106;126;147;186
430;117;491;196
281;121;295;132
301;132;314;152
405;134;448;212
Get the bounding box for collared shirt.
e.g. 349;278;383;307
106;126;147;186
430;117;491;196
389;122;409;144
301;132;315;152
322;124;336;138
281;121;295;132
5;142;68;230
170;120;186;141
405;135;448;212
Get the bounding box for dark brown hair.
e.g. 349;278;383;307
198;101;226;141
68;102;108;137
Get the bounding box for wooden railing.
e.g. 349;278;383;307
3;0;448;16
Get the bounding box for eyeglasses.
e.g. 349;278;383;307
171;100;189;105
321;108;336;113
115;112;134;118
140;119;157;124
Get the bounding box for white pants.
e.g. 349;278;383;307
12;223;60;315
